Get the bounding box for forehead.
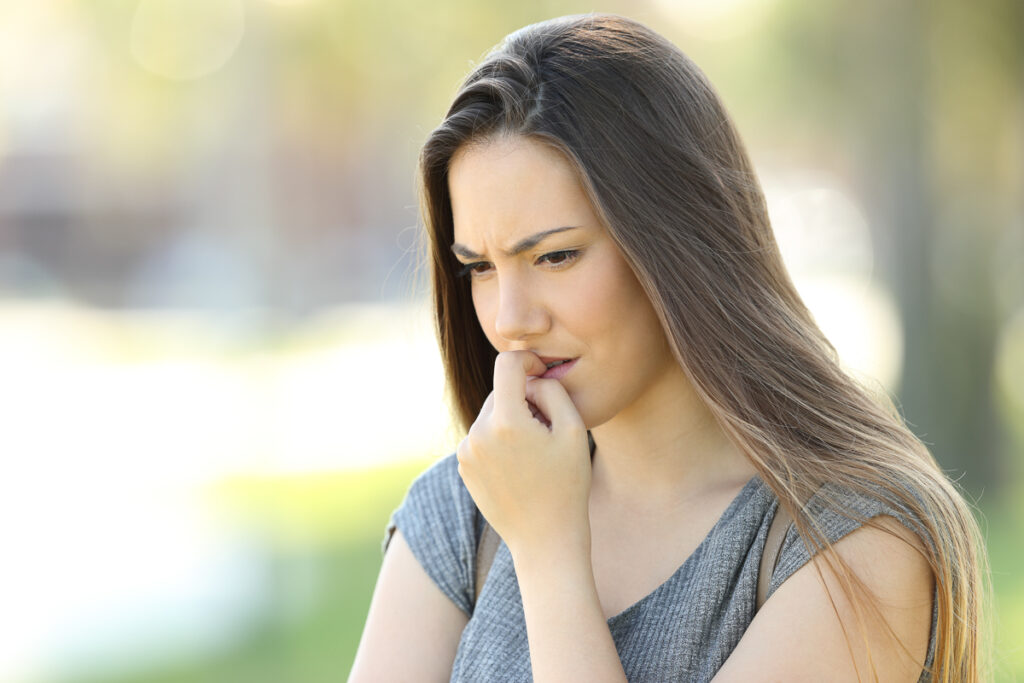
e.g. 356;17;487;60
448;136;598;248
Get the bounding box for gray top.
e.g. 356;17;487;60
383;453;937;682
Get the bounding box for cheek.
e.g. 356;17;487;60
585;258;672;387
580;251;658;339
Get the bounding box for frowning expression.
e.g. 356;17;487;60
447;135;680;429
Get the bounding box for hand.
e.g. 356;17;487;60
456;351;593;557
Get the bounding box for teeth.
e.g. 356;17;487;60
545;359;571;369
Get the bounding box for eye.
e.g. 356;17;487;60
454;249;581;279
537;249;581;268
455;261;492;279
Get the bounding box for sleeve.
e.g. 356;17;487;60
767;480;929;597
381;453;480;617
765;480;938;678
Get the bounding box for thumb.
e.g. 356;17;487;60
524;377;584;432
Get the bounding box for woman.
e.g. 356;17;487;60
350;14;986;682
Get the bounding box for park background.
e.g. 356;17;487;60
0;0;1021;680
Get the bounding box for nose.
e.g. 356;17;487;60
493;274;550;342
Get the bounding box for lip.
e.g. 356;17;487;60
540;357;578;380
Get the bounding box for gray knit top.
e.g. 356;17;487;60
383;453;937;682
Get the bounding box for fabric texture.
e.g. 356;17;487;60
383;453;938;682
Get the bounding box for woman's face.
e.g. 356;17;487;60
447;135;680;429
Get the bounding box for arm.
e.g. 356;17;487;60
457;351;627;682
511;529;628;683
347;529;468;683
714;515;934;682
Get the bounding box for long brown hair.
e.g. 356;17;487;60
418;14;987;681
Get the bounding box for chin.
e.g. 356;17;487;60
569;395;613;432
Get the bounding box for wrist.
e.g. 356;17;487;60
508;522;592;575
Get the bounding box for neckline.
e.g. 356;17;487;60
604;474;765;625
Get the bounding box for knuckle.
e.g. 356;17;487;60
533;377;555;393
532;378;561;402
564;422;587;440
490;417;514;439
467;421;486;442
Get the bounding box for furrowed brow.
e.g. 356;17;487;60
450;226;580;259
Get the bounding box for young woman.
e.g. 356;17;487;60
349;14;986;682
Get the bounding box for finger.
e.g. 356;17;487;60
468;391;495;439
526;398;551;428
492;350;547;417
524;377;585;432
456;435;471;466
478;391;495;421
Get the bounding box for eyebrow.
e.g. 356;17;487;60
450;226;581;260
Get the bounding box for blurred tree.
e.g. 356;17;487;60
843;0;1023;498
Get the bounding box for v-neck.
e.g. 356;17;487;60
604;474;765;625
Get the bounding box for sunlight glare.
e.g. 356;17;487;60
764;171;902;389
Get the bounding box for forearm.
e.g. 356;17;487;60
511;535;628;683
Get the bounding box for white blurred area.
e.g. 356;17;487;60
764;171;904;391
0;301;454;682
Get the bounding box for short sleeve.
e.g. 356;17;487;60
765;481;938;679
767;481;928;596
381;453;480;617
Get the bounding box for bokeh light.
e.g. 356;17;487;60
130;0;246;81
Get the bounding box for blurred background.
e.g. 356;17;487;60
0;0;1021;681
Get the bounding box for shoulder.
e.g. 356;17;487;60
716;480;936;681
383;453;480;617
718;511;934;681
769;479;932;597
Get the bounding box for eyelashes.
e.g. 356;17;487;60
455;249;582;279
455;262;489;279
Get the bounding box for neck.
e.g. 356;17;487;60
588;365;756;512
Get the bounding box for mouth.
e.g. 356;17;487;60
539;357;578;380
